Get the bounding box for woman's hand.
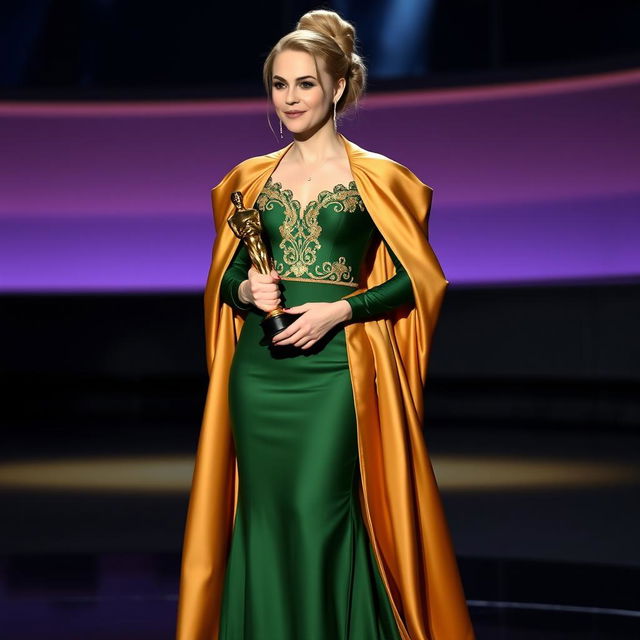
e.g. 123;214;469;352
272;300;353;349
239;266;281;312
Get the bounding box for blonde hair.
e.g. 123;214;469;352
263;9;367;131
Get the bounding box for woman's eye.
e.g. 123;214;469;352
272;81;314;89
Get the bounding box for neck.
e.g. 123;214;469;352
290;120;344;165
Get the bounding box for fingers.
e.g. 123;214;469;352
270;303;329;348
255;292;281;312
273;326;307;346
247;267;282;311
272;315;312;345
272;305;315;345
248;267;279;285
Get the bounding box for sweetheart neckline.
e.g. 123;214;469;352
264;175;361;213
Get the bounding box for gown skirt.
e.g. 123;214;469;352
221;278;402;640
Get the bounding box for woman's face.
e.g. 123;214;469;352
271;49;343;136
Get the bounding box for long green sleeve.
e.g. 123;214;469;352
220;242;253;311
345;238;415;322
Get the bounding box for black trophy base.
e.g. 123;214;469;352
260;308;299;342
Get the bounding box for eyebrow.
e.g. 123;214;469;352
272;75;317;81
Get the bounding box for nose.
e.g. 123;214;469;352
285;86;299;105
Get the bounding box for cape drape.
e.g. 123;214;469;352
176;133;475;640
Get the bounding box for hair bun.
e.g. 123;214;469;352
296;9;355;60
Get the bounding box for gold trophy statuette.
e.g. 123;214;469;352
228;191;298;341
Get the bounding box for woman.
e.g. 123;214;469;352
176;9;475;640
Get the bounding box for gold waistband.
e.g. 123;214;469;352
279;276;360;288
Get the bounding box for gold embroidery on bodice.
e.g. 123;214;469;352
255;177;365;287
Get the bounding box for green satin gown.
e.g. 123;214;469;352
218;176;414;640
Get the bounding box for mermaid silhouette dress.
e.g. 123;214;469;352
218;176;414;640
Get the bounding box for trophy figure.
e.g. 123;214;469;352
227;191;298;341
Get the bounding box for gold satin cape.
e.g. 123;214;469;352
176;133;475;640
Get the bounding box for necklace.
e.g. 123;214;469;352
289;148;334;181
301;162;319;181
303;165;324;181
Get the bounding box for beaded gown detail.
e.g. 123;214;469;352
218;176;414;640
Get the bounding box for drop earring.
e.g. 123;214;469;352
279;118;283;139
333;101;337;130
